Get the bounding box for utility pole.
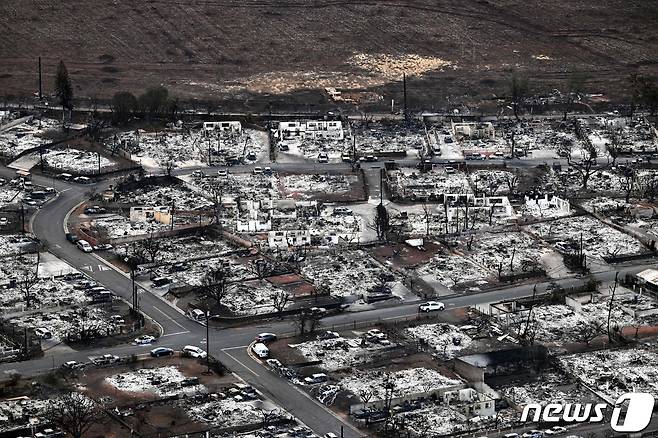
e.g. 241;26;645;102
379;167;384;205
97;152;101;174
205;310;211;373
403;72;408;122
38;57;42;100
20;204;25;234
170;199;175;231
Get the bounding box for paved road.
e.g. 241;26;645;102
1;155;656;437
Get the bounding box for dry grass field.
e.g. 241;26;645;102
1;0;657;109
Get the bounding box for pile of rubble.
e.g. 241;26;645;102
106;366;206;397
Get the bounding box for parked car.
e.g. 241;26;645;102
253;166;263;174
150;347;174;357
445;165;456;174
192;170;204;178
0;218;8;227
341;154;353;163
76;239;93;253
252;342;269;358
360;155;378;162
57;173;73;181
73;176;92;184
182;345;207;358
34;328;52;339
304;373;328;384
255;333;277;343
65;233;79;243
61;360;85;370
93;354;120;365
217;169;228;178
419;301;445;312
318;153;329;163
544;427;567;435
522;431;543;438
93;243;113;251
503;434;520;438
264;166;273;175
279;143;289;151
134;335;156;345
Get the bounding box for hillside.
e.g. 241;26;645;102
1;0;658;109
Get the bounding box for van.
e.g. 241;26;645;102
252;342;269;358
76;239;93;253
91;291;112;303
34;328;52;339
188;308;206;321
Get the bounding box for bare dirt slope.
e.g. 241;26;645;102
1;0;657;107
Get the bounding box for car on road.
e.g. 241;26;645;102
522;431;543;438
217;169;228;178
65;233;79;244
419;301;445;312
182;345;207;358
150;347;174;357
93;354;120;365
360;155;378;162
445;165;456;174
324;434;339;438
76;239;93;253
93;243;113;251
544;427;567;435
192;170;204;178
134;335;156;345
318;153;329;163
84;206;106;214
253;166;263;174
279;143;289;151
341;154;352;163
503;434;519;438
73;176;92;184
61;360;85;370
252;342;269;358
0;218;8;227
255;333;277;343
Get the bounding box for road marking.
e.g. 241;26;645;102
80;265;92;272
221;345;249;351
221;349;259;377
152;306;188;332
97;264;110;271
161;331;190;337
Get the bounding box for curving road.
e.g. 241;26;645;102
0;160;655;437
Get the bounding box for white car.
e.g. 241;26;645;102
419;301;445;312
134;335;156;345
182;345;207;358
253;166;263;174
0;218;7;227
545;427;567;435
76;239;93;253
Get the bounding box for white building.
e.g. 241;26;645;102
445;194;514;222
129;206;171;225
451;121;495;140
203;121;242;133
268;230;311;248
278;120;344;141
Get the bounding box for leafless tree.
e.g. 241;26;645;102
574;319;606;345
608;273;619;343
272;291;291;317
294;310;321;336
369;203;390;242
200;266;232;310
421;203;432;237
258;407;281;428
18;253;40;309
509;72;529;121
562;73;588;121
250;259;272;283
138;231;162;264
46;393;100;438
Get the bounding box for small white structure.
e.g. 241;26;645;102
129;206;171;225
444;194;514;222
451;121;495;140
278;120;344;141
524;194;570;216
203;121;242;133
268;230;311;248
443;388;496;418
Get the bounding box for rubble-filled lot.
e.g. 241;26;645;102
116;181;213;211
559;348;658;401
494;371;596;408
0;117;59;159
41;147;117;173
498;294;647;345
185;172;279;203
417;252;488;290
90;214;175;239
106;365;206;397
405;323;473;359
0;234;35;257
0;397;52;434
300;249;398;299
388;167;472;200
469;169;517;195
0;184;25;207
291;331;397;371
280;173;364;201
526;215;646;260
9;306;119;341
340;367;462;401
113;127;269;168
352;121;426;155
113;234;234;265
